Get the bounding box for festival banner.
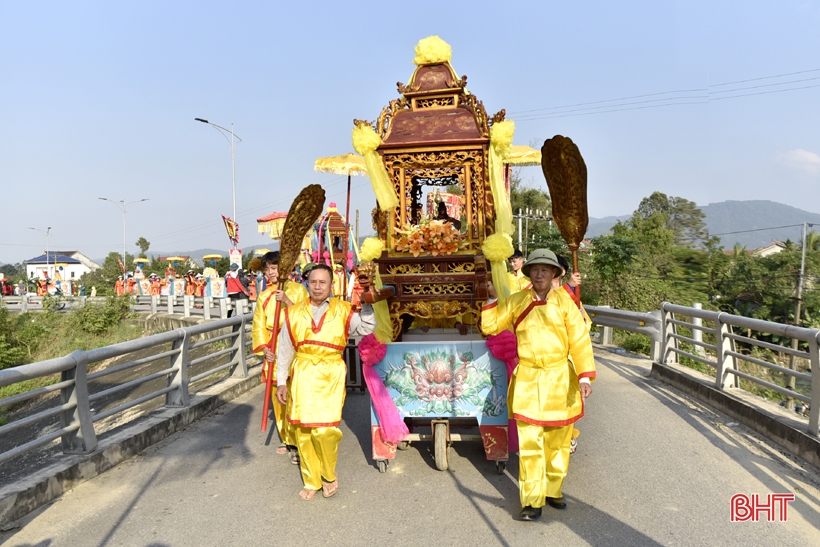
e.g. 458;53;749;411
138;279;151;296
222;215;240;246
116;257;126;273
207;276;226;298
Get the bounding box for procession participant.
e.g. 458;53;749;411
252;251;308;463
553;254;587;455
193;274;207;297
332;263;345;298
508;249;531;292
184;270;196;296
275;263;375;501
481;249;595;521
225;263;249;317
149;274;161;296
125;274;137;295
114;276;125;296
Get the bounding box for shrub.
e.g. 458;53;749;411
73;295;134;335
620;333;652;356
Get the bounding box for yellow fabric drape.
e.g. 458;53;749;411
359;238;392;343
481;233;514;305
488;120;515;236
352;124;399;211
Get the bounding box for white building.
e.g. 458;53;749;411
25;251;100;281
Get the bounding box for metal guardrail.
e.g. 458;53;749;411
1;294;251;319
0;312;256;465
659;302;819;436
585;305;662;360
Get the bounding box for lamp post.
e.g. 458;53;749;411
195;118;242;248
99;198;149;271
29;226;52;279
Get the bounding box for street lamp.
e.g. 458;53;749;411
29;226;52;279
195;117;242;248
99;198;149;271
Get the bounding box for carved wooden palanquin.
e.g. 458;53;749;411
365;60;502;340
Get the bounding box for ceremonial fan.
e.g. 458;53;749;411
540;135;588;293
261;184;326;432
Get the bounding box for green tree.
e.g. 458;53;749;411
135;237;150;257
509;169;552;253
636;191;708;248
79;251;132;296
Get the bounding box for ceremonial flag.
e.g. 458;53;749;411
116;256;126;272
222;215;240;245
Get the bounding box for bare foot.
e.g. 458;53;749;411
322;480;338;498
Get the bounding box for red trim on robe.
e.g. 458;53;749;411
482;301;498;311
578;371;596;380
285;308;296;348
563;283;581;308
513;300;545;331
296;340;346;352
513;409;584;427
287;416;341;428
311;309;328;334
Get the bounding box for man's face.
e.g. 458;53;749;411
307;268;332;302
509;256;524;273
263;263;279;283
528;264;557;292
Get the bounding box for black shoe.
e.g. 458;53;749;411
520;506;542;521
546;496;567;509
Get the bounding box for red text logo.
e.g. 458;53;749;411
731;493;795;522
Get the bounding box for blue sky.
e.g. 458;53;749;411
2;1;819;264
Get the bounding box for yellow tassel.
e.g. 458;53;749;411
352;124;399;211
413;36;452;65
360;237;385;262
489;120;515;236
482;234;513;303
373;270;393;343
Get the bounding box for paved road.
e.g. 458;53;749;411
2;349;819;546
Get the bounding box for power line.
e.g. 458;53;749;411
709;68;820;87
709;76;820;95
709;224;804;237
710;83;820;101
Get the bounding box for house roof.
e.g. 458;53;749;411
25;252;81;265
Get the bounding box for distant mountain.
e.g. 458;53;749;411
585;200;820;249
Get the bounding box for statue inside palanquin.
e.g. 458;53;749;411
434;202;461;231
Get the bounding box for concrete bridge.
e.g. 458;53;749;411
1;307;819;546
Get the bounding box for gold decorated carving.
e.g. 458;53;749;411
397;81;420;94
376;98;410;140
490;109;506;124
401;300;471;320
430;263;441;273
385;263;424;275
447;75;468;89
416;97;455;109
457;94;490;138
448;262;475;273
404;283;471;296
418;70;449;89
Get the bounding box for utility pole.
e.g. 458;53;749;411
787;222;810;408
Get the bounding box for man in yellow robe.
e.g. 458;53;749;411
252;251;308;463
482;249;595;521
508;249;532;292
276;263;375;500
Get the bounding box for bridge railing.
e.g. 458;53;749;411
0;312;256;466
659;302;819;436
1;294;251;318
585;305;663;360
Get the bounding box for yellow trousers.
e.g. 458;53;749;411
517;421;573;508
271;392;295;447
294;426;343;491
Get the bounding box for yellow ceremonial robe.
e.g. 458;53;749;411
252;280;309;360
284;298;353;427
508;270;532;293
481;288;595;426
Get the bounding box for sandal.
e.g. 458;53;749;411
299;488;316;501
276;444;288;455
322;480;338;498
290;449;301;465
570;438;577;454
